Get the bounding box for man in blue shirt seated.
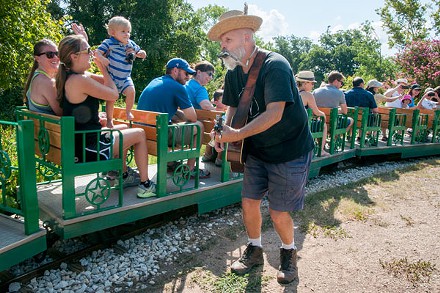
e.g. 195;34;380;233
345;77;379;113
137;58;210;178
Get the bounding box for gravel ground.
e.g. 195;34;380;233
7;157;428;293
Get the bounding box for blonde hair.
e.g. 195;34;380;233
106;16;131;34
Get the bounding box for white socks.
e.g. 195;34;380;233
248;236;262;247
281;242;297;250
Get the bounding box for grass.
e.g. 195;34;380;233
380;257;437;286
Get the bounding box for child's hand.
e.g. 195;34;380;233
95;51;110;67
136;50;147;60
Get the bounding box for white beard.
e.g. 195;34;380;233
222;47;246;71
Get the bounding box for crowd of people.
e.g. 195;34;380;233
23;5;440;286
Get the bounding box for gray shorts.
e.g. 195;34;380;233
168;122;196;147
242;151;312;212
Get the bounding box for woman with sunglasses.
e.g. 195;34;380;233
55;35;156;198
23;39;63;115
23;24;88;116
185;60;216;110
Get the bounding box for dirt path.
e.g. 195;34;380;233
147;160;440;293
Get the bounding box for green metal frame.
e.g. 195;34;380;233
328;107;356;154
410;110;429;144
16;108;124;220
431;110;440;143
386;108;407;146
357;107;382;148
307;108;326;157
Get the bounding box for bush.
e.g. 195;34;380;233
0;86;24;121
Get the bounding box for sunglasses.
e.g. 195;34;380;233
76;47;92;55
37;51;58;59
206;72;214;77
339;80;345;86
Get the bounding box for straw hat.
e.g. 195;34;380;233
207;4;263;41
295;71;317;83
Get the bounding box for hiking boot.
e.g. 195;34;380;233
277;248;298;284
114;168;141;188
137;180;156;198
230;244;264;275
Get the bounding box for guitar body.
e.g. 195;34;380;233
227;141;245;173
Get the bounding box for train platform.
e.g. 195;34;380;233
0;214;46;272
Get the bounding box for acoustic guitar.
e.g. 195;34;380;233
225;50;268;173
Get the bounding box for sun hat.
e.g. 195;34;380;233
366;79;383;88
401;94;412;102
295;71;316;83
395;78;408;84
424;87;434;94
166;58;196;75
207;4;263;41
410;84;421;90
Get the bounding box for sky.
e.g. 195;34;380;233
186;0;433;57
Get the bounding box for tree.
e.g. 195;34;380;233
272;35;312;75
0;0;64;91
395;39;440;87
377;0;429;49
65;0;209;97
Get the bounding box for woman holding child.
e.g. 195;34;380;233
55;34;155;198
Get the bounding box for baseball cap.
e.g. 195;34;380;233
166;58;196;75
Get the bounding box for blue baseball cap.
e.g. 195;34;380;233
166;58;196;75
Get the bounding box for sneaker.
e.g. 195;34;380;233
137;181;156;198
114;168;141;188
103;170;119;181
191;168;211;179
230;243;264;275
277;248;298;284
381;136;388;142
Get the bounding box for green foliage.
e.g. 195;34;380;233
272;22;397;85
0;125;19;208
377;0;429;49
0;87;24;121
395;39;440;87
0;0;64;91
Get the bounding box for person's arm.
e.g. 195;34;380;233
65;56;118;103
303;92;325;117
339;103;348;115
199;99;216;110
181;107;197;122
215;101;285;143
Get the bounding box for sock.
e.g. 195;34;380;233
248;236;262;247
281;242;296;250
140;180;151;188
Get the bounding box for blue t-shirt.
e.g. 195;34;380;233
185;79;209;110
137;75;193;121
344;87;377;109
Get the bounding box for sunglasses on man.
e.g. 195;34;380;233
36;51;58;59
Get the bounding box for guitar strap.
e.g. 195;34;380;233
230;49;268;129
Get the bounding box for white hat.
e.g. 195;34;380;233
395;78;408;84
295;71;317;83
207;4;262;41
366;79;383;88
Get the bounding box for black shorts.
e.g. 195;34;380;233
75;133;113;163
